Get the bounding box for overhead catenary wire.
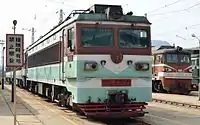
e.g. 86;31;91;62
148;1;200;23
153;23;200;37
45;0;77;8
185;24;200;29
143;0;200;48
37;0;79;25
149;2;200;16
35;0;78;25
146;0;185;14
34;0;77;38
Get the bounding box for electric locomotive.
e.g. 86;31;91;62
6;4;152;118
152;45;192;94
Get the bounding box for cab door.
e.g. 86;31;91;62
66;27;75;62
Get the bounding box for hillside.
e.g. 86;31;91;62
151;40;171;47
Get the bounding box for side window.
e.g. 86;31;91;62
53;34;56;40
67;27;75;51
191;60;195;65
155;54;163;64
47;38;50;44
197;58;199;65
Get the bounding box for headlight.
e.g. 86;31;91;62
84;61;98;71
193;84;197;88
135;62;149;71
189;68;193;73
164;67;172;72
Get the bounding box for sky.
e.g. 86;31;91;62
0;0;200;51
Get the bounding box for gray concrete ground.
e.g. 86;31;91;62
1;84;200;125
0;85;84;125
0;85;148;125
152;92;200;106
0;90;14;125
142;102;200;125
190;91;199;96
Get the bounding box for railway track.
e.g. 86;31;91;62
152;98;200;109
3;85;150;125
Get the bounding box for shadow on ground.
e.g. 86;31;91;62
0;87;39;116
59;107;151;125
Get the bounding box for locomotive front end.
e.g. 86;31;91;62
74;55;152;118
152;46;192;94
65;4;152;118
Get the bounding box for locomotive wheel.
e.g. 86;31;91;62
157;81;164;93
66;95;73;109
152;82;156;92
57;100;62;107
57;94;66;107
50;92;54;103
56;94;63;107
153;81;160;92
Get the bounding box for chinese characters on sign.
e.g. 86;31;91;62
6;34;24;67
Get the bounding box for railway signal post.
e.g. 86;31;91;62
6;20;24;125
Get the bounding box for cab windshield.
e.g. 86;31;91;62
179;54;191;64
81;27;113;47
119;29;149;48
166;53;190;64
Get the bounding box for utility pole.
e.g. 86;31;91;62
191;34;200;101
59;9;63;24
22;13;36;44
22;27;35;44
144;13;147;18
31;27;35;44
57;9;65;24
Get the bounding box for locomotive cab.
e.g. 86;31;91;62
152;45;192;94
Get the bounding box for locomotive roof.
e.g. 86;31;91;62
28;4;151;50
73;14;150;23
152;48;191;55
36;13;150;44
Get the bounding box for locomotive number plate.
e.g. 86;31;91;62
101;79;131;87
